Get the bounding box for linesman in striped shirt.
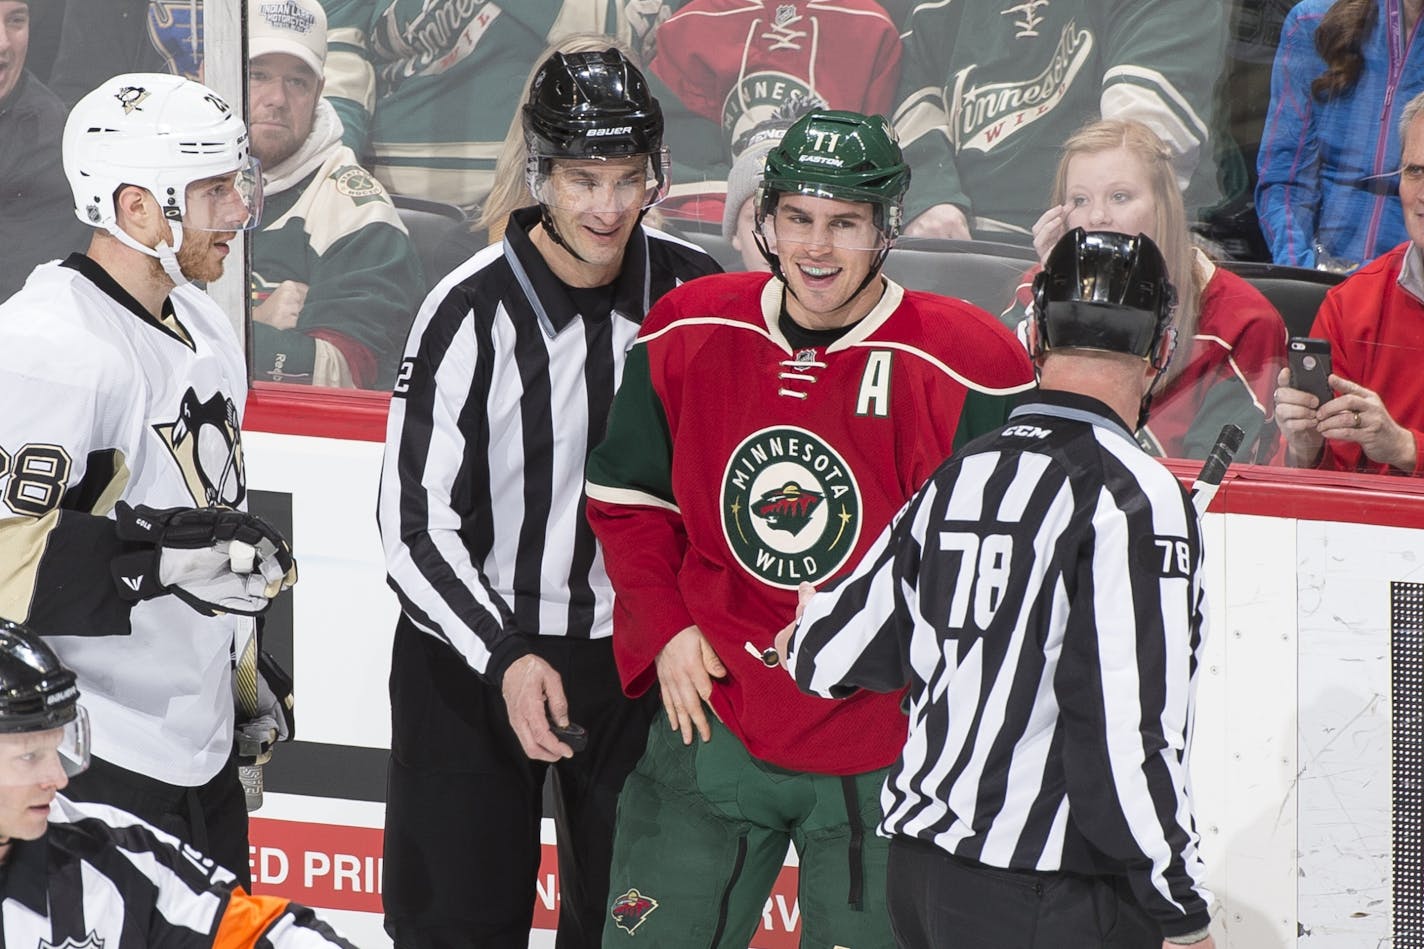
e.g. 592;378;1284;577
377;49;719;947
0;617;354;948
780;229;1216;948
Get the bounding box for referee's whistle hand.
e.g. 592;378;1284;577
654;626;725;746
501;654;574;762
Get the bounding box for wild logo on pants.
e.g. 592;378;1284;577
610;888;659;934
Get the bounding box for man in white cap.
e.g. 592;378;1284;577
247;0;424;389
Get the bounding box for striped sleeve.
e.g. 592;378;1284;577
320;0;377;153
1099;0;1223;194
377;272;521;680
891;1;969;219
787;495;924;699
50;801;355;949
212;893;357;949
1055;435;1211;937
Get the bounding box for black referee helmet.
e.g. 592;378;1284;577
1031;228;1177;372
522;50;664;167
0;619;80;734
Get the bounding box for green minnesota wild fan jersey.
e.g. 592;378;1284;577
892;0;1225;235
251;132;425;390
586;271;1035;774
321;0;692;209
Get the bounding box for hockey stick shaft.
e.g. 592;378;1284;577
1190;423;1246;518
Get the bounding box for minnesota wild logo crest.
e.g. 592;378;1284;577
722;426;861;588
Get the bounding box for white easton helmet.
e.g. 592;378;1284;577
62;73;262;279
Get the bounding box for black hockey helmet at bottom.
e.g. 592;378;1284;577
0;618;89;781
1031;228;1177;368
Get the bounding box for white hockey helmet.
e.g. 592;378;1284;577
62;73;263;251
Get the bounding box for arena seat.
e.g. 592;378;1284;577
1217;260;1343;338
391;194;467;284
656;216;743;272
883;237;1038;325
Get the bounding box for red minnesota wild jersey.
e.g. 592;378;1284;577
586;271;1035;774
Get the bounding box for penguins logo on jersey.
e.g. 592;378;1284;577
153;388;246;508
722;426;861;588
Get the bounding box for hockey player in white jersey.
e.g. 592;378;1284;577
0;73;296;887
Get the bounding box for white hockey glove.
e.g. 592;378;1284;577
236;650;295;765
110;501;297;617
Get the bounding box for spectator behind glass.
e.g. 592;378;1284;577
720;129;782;273
1017;119;1287;460
47;0;202;107
1274;90;1424;476
320;4;667;214
246;0;423;390
645;0;902;226
1256;0;1424;273
893;1;1226;243
0;0;87;302
719;104;823;273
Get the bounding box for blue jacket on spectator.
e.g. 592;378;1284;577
1256;0;1424;271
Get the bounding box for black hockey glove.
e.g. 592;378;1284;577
110;501;298;617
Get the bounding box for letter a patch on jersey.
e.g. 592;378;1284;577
856;351;892;417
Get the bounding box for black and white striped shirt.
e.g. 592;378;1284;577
3;796;353;948
379;207;719;679
787;389;1212;937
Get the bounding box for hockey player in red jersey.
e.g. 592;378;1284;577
586;109;1035;945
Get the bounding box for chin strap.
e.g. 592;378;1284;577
1136;328;1178;429
537;203;650;269
109;221;190;286
538;204;587;264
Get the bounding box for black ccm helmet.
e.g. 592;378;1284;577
0;619;80;733
1031;229;1177;371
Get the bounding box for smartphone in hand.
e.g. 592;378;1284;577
1288;337;1333;405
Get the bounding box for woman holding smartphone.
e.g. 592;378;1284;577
1008;118;1289;461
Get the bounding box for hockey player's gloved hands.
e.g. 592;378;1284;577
236;650;295;765
110;501;297;616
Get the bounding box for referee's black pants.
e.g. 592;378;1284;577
886;835;1161;948
383;619;657;949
